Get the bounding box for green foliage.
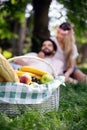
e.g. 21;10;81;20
10;0;16;4
2;50;12;59
0;113;11;129
3;1;26;24
0;9;15;39
0;0;32;40
1;0;87;48
58;0;87;38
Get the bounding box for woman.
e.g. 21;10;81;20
51;22;87;84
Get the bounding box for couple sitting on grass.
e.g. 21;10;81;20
14;23;87;84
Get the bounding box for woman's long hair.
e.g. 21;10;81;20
59;22;76;68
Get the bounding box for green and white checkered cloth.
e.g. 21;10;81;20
0;76;65;104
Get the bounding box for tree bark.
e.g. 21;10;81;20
11;19;26;56
32;0;52;52
79;43;87;64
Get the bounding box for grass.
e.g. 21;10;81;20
78;63;87;74
58;82;87;130
0;67;87;130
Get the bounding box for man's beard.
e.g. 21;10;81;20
42;50;53;56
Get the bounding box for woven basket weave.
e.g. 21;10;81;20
0;56;64;116
0;87;59;116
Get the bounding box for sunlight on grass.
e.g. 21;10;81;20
78;63;87;74
78;62;87;69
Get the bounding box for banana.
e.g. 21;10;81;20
32;74;41;80
19;66;48;76
15;70;33;77
15;70;41;79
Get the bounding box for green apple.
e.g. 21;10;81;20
40;73;54;84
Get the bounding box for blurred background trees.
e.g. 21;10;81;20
0;0;87;63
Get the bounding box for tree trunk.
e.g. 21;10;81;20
80;43;87;64
32;0;52;52
11;19;26;56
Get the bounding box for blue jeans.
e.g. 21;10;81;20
63;67;78;78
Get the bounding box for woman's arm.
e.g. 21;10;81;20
64;59;77;78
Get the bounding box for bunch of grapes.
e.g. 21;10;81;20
32;76;40;84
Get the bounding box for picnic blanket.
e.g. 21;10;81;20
0;76;65;104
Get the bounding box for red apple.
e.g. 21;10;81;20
20;73;31;84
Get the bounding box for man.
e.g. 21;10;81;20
13;39;64;76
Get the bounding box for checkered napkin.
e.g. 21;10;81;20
0;76;65;104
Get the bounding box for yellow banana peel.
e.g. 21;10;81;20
19;66;48;76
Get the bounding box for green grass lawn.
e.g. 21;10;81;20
78;63;87;74
0;67;87;130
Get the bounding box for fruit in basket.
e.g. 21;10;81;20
15;70;41;80
15;70;32;78
32;76;40;84
20;73;31;84
19;66;48;76
40;73;54;84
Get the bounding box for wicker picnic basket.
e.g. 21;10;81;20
0;56;65;116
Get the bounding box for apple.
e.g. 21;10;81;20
40;73;54;84
20;73;31;84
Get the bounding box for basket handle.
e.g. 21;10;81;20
8;55;57;78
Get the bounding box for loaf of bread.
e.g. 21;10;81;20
0;75;5;82
0;54;19;82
